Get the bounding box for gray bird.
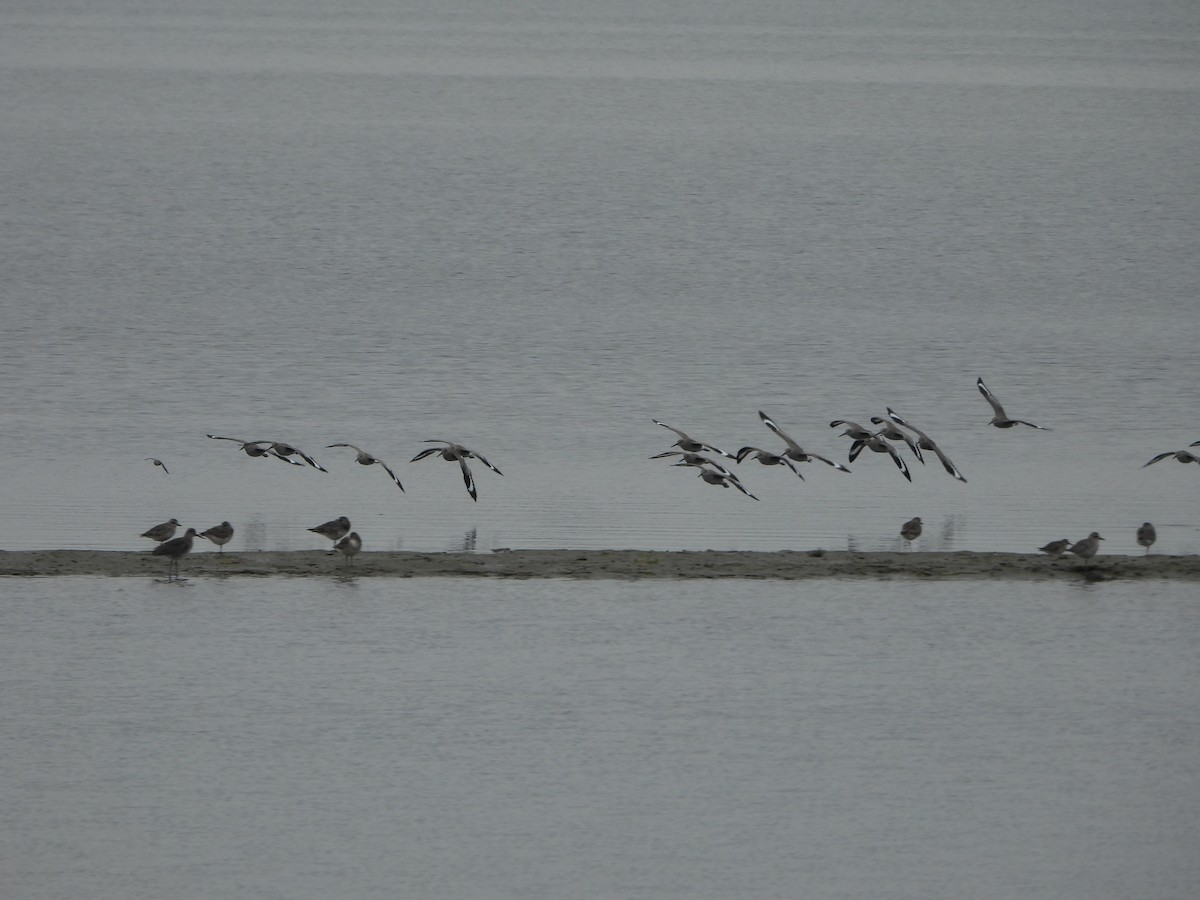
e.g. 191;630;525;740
199;521;234;553
327;443;404;490
1136;522;1157;555
140;518;180;543
1038;539;1071;558
977;377;1050;429
411;441;503;502
309;516;351;543
153;528;196;581
900;517;922;549
756;411;851;472
145;457;170;474
331;531;362;567
1067;532;1104;565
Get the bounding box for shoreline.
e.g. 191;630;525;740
3;549;1199;581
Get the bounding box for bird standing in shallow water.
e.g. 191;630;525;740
199;521;234;553
141;518;180;543
153;528;196;581
900;517;922;550
1136;522;1157;554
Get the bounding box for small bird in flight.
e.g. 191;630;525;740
976;377;1050;429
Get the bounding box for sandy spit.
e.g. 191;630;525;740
3;549;1199;581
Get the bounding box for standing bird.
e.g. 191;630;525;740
326;443;404;490
976;377;1050;429
1067;532;1104;566
140;518;180;543
410;441;503;501
145;457;170;474
900;517;923;550
885;409;968;482
199;521;234;553
652;420;736;460
153;528;197;581
309;516;351;543
1038;539;1071;558
1136;522;1157;555
331;531;362;568
1143;449;1200;467
757;411;851;472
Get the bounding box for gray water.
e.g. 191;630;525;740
2;0;1199;555
3;576;1199;900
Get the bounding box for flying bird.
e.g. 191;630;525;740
145;457;170;474
326;443;404;490
206;435;304;466
1143;449;1200;467
734;446;804;479
411;441;503;501
847;433;912;482
756;411;850;472
675;459;759;500
976;377;1050;429
652;420;736;460
885;409;968;482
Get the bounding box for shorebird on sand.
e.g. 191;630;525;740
1038;539;1071;558
1067;532;1104;565
1136;522;1157;554
885;409;968;482
1143;449;1200;467
900;517;922;549
199;521;234;553
410;441;502;502
145;457;170;474
652;420;736;460
153;528;196;581
326;443;404;490
756;411;851;472
734;446;804;479
141;518;180;543
331;531;362;567
976;377;1050;429
309;516;351;543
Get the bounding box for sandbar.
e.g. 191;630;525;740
2;549;1199;581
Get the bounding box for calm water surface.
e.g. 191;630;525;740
3;576;1198;899
1;1;1199;555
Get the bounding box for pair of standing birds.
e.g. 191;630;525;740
140;518;234;581
1038;524;1156;562
308;516;361;566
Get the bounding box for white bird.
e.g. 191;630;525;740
757;411;851;472
977;377;1050;429
410;441;502;501
885;409;968;482
326;443;404;490
652;420;736;460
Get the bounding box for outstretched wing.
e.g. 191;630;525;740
976;377;1008;417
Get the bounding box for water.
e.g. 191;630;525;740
1;0;1198;554
3;575;1198;899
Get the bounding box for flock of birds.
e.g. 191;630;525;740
136;377;1191;580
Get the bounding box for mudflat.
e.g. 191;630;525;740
3;549;1199;581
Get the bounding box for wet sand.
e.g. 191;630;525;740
3;549;1199;581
